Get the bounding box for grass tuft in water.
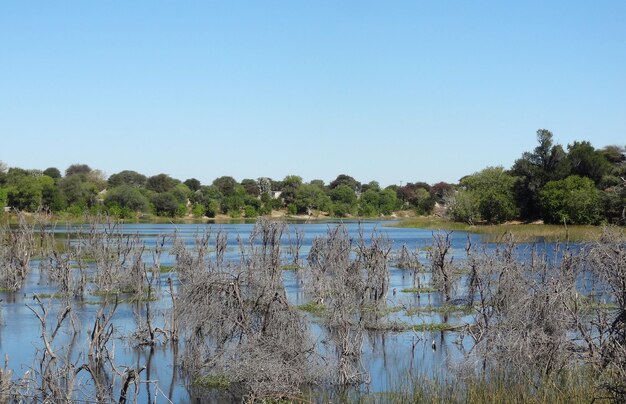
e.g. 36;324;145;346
192;374;231;389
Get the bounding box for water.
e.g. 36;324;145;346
0;220;572;402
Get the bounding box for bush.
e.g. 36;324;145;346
205;199;220;218
244;205;258;218
104;185;150;212
150;192;180;217
540;175;602;224
192;203;205;218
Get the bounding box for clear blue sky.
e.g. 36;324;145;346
1;1;624;186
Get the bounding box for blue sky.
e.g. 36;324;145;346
1;1;624;186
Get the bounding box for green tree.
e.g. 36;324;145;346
294;183;332;214
329;174;360;191
108;170;147;188
6;175;44;211
565;141;611;185
212;176;238;196
460;166;518;224
0;187;7;213
601;184;626;225
361;181;380;193
59;175;99;208
413;188;434;215
41;178;66;212
330;184;357;216
43;167;62;179
65;164;92;177
104;185;150;212
183;178;201;192
280;175;303;206
241;179;259;196
601;145;626;164
171;183;192;204
146;174;178;193
378;188;399;215
448;190;480;224
150;192;181;217
540;175;601;224
510;129;568;219
358;189;380;216
221;185;247;214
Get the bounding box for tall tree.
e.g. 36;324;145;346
566;141;611;185
65;164;92;177
146;174;178;193
109;170;147;188
510;129;568;219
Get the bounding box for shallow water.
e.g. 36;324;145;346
0;221;575;401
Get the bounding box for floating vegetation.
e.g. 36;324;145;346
297;301;326;316
401;286;438;293
405;305;474;316
192;374;231;389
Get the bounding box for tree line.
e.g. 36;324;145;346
0;129;624;224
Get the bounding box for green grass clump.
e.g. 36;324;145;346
281;264;300;271
157;265;175;273
34;292;69;299
297;301;326;316
394;217;605;242
361;368;600;403
405;305;473;316
410;323;460;332
401;287;438;293
192;374;231;389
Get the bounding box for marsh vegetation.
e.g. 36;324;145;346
0;213;624;402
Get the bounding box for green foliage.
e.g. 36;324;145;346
183;178;201;192
329;174;360;191
566;141;611;185
0;187;7;212
602;186;626;225
150;192;180;217
287;203;297;215
108;170;147;188
459;167;518;223
59;175;98;207
191;203;205;217
244;205;258;218
146;173;178;193
205;199;220;218
6;176;42;211
220;185;247;214
65;163;91;177
540;175;602;224
171;183;191;204
212;176;238;196
412;188;434;215
280;175;303;206
41;178;66;212
448;190;480;224
43;167;61;179
240;178;259;196
104;185;150;212
379;188;400;214
361;180;380;193
192;374;231;389
511;129;568;219
330;184;357;216
294;183;331;213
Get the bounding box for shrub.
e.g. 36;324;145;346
540;175;601;224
